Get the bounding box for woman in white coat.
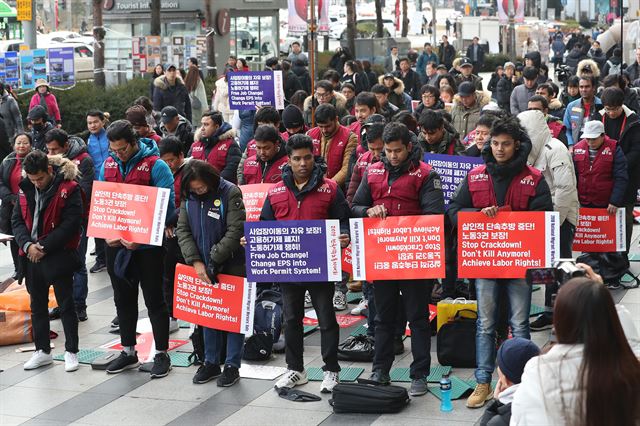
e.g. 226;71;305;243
184;66;209;124
511;278;640;426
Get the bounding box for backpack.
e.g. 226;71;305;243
607;60;621;75
330;383;410;414
242;289;283;361
188;325;205;365
575;252;639;288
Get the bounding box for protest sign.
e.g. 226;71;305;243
244;220;342;282
342;244;353;275
173;264;256;335
239;183;274;222
423;153;483;207
48;47;74;86
572;207;626;252
86;181;170;246
349;215;446;281
458;211;560;279
228;71;285;110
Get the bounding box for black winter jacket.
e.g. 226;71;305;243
0;151;22;232
496;76;515;110
152;76;192;123
602;106;640;204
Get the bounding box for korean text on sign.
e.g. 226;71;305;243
572;207;626;252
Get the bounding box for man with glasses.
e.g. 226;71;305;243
527;95;568;146
303;80;349;127
99;120;175;379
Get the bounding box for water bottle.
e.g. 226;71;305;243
440;373;453;412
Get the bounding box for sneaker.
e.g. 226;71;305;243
333;290;347;311
169;318;180;333
367;370;391;385
320;371;339;393
350;297;368;315
150;352;172;378
217;365;240;387
606;280;622;290
23;350;53;370
110;316;119;328
530;313;553;331
394;335;405;355
193;362;222;384
64;351;79;372
106;351;139;374
409;378;428;396
76;307;88;322
48;307;60;320
90;262;106;273
304;291;313;308
466;383;493;408
275;369;308;389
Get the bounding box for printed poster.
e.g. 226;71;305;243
4;51;18;89
423;153;483;208
32;49;47;82
86;181;170;246
20;50;34;89
145;36;161;72
228;71;285;110
239;183;274;222
47;47;74;86
244;219;342;282
350;215;446;281
457;211;560;279
288;0;307;35
572;207;626;252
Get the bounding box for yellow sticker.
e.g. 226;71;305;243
214;199;221;207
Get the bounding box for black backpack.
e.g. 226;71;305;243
330;383;410;414
337;335;374;362
576;252;639;288
188;325;205;365
243;289;283;361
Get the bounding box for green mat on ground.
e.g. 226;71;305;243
465;379;498;390
428;375;473;400
169;351;194;367
178;320;191;328
629;253;640;262
349;324;369;337
532;285;541;292
303;324;319;334
347;292;363;303
53;349;109;364
530;304;545;317
307;367;364;382
389;366;452;383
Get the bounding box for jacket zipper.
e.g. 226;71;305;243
200;201;207;266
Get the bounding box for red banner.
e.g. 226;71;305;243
350;215;446;281
173;264;256;335
342;244;353;275
86;181;170;246
458;211;560;279
240;183;274;222
572;207;626;252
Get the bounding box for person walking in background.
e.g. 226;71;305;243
0;83;23;138
149;64;164;101
153;64;192;124
29;79;61;127
184;64;209;124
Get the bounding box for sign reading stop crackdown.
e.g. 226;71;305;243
349;215;446;281
86;181;170;246
572;207;626;252
457;211;560;279
239;184;274;222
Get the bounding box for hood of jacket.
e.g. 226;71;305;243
481;124;532;178
66;136;88;161
377;75;406;96
380;140;422;176
194;122;235;146
418;125;460;154
518;110;552;164
452;90;491;110
160;114;192;135
154;75;185;91
303;91;348;112
107;137;159;169
525;51;542;69
549;97;563;111
35;154;80;181
577;58;601;78
280;158;327;196
292;64;308;77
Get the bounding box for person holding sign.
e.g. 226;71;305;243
259;134;351;394
11;151;83;372
99;120;175;378
448;116;553;409
351;122;445;397
237;126;287;186
177;159;247;387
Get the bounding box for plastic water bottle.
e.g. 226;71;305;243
440;373;453;412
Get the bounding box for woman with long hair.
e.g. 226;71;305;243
149;64;164;100
341;60;366;94
511;278;640;425
184;66;208;124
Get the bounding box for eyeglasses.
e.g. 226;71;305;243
604;106;622;112
109;144;130;155
527;107;543;111
421;94;435;99
315;91;331;99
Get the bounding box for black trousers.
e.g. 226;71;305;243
94;238;106;264
281;282;340;372
25;259;78;353
106;246;169;351
373;279;433;379
624;201;635;255
162;236;185;318
544;220;577;308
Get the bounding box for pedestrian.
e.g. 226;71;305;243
496;62;516;111
149;64;164;101
153;64;192;124
454;58;483;91
384;46;400;73
177;159;246;387
29;79;61;127
510;67;539;115
12;150;83;372
371;84;399;121
212;73;233;123
303;80;350;127
380;74;410;111
417;43;439;85
236;107;283;179
527;95;568;145
487;66;503;101
445;18;451;36
26;105;54;152
451;81;489;139
184;64;209;124
0;82;23;138
99;120;175;378
351;122;444;396
292;59;311;94
563;76;603;147
189;111;240;184
466;37;485;75
341;61;366;94
521;37;538;56
417;109;464;155
287;41;308;65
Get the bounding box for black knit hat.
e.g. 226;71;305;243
282;105;304;129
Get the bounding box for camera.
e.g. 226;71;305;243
555;65;572;85
526;259;586;287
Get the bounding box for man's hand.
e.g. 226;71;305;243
193;261;212;285
607;204;618;214
480;206;499;218
339;234;350;248
366;205;387;219
27;244;45;263
576;262;604;285
120;239;140;250
106;238;122;248
164;226;176;239
240;236;247;247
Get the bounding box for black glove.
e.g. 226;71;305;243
206;263;217;283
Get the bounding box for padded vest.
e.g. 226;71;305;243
190;137;234;173
267;178;338;220
243;154;288;185
307;125;352;179
467;164;543;210
103;155;158;185
366;161;433;216
573;136;616;207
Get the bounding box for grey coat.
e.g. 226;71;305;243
510;83;537;116
0;93;23;138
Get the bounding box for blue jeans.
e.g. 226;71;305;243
73;228;88;309
475;278;531;383
204;328;244;368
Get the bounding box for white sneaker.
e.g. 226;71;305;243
169;318;180;333
275;369;308;389
320;371;339;393
24;350;53;370
64;351;79;372
304;291;313;308
350;297;368;315
333;290;347;311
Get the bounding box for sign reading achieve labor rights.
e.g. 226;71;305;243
458;211;560;279
423;153;483;208
173;263;256;335
572;207;626;252
228;71;285;110
240;184;274;222
244;220;342;282
87;181;170;246
349;215;446;281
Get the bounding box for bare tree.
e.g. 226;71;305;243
401;0;408;37
205;0;216;78
151;0;161;36
92;0;105;88
375;0;383;38
345;0;356;55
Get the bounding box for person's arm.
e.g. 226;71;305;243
183;89;192;123
176;201;202;265
150;158;176;225
211;186;245;265
78;157;95;202
510;87;520;115
11;191;32;251
548;150;577;224
221;142;241;184
350;171;374;217
10;98;23;133
419;170;445;214
563;105;574;146
259;196;276;221
331;132;358;187
153;83;163;112
610;145;629;207
528;176;554;211
50;95;61;123
38;184;82;253
345;163;363;206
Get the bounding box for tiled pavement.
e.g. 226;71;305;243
1;233;639;426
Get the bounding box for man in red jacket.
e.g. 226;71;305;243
189;111;241;183
238;126;287;185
